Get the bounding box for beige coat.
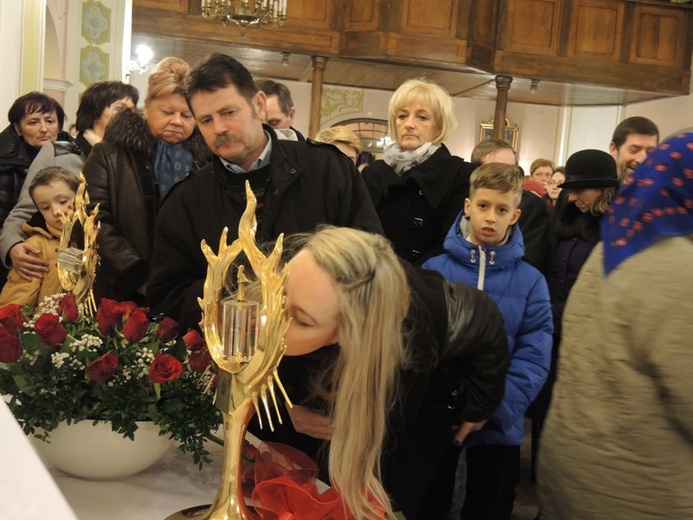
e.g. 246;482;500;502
0;221;62;308
538;236;693;519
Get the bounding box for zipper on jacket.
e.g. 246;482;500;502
476;247;486;291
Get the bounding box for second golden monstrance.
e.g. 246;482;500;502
168;183;292;519
57;173;100;313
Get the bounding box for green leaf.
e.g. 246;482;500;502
160;398;185;414
20;333;45;356
143;340;160;355
169;339;187;361
148;403;159;422
12;374;35;394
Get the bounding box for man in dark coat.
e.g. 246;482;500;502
147;54;382;330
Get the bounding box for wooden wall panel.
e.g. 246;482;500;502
131;0;693;98
285;0;333;29
343;0;379;30
387;33;468;64
501;0;562;55
400;0;459;38
567;0;624;60
630;6;686;67
470;0;499;48
339;32;389;58
136;0;189;11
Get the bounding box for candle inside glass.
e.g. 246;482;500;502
221;298;259;364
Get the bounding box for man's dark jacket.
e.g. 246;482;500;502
147;127;383;329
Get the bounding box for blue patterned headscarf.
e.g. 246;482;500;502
153;141;193;200
603;132;693;275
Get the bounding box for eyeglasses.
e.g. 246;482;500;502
548;180;563;186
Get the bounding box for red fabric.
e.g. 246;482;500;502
254;476;349;519
241;441;387;519
523;179;547;196
246;442;354;520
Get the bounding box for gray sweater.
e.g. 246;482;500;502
0;141;84;267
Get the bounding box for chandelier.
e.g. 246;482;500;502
200;0;287;36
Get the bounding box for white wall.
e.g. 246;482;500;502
625;94;693;139
0;0;25;122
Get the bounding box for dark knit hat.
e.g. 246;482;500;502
561;149;620;190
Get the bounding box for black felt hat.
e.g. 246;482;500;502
561;149;620;190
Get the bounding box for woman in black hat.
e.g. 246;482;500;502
527;149;620;443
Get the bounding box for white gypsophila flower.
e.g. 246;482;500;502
51;352;71;368
27;294;63;328
70;334;103;353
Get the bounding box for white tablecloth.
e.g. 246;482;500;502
0;400;78;520
2;404;327;520
49;443;225;520
1;397;226;520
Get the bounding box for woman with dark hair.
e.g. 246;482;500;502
0;81;139;281
83;57;211;304
0;92;71;288
528;150;620;436
74;80;139;157
544;166;565;215
0;92;68;228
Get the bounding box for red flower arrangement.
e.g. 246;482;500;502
0;294;221;466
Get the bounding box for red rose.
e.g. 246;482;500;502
34;314;68;347
182;329;205;350
87;353;119;382
59;294;79;322
120;301;139;317
189;346;211;373
96;299;126;336
122;309;150;343
95;300;144;336
0;324;23;362
0;304;25;334
156;317;179;341
149;353;184;384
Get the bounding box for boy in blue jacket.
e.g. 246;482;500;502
423;162;553;519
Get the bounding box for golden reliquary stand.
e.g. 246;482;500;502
167;182;292;520
57;173;100;315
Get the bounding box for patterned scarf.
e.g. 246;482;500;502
602;132;693;275
382;141;440;175
153;141;193;200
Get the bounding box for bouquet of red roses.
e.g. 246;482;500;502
0;294;221;466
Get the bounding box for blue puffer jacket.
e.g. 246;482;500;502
423;211;553;446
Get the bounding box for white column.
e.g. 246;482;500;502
0;0;46;121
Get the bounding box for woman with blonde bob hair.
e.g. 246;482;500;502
277;226;508;519
362;78;475;264
314;126;363;164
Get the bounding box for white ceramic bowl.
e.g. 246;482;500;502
31;420;174;479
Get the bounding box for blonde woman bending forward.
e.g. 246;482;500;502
274;227;508;519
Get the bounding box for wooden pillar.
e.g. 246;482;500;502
493;75;513;140
308;56;328;139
